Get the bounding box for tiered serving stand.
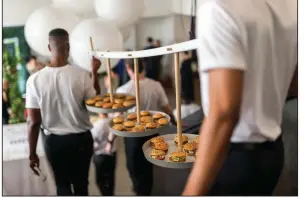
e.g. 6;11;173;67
88;38;200;168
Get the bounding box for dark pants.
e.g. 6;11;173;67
124;135;156;196
208;136;284;196
44;131;93;196
93;153;116;196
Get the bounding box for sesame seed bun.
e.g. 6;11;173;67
113;116;124;124
112;124;124;131
127;113;137;121
132;125;145;132
123;121;136;128
169;152;186;162
140;110;150;116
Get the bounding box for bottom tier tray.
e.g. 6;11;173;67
142;134;198;169
109;111;171;137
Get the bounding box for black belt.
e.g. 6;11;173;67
230;136;282;151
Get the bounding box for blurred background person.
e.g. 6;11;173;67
154;39;163;82
2;80;11;125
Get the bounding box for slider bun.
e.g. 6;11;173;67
123;121;136;128
132;125;145;132
151;149;166;156
112;124;124;131
95;101;104;107
150;136;164;143
103;97;111;102
112;103;122;109
125;95;135;101
153;113;164;120
145;122;158;129
153;141;168;151
115;93;126;99
92;95;103;101
183;142;198;151
123;100;135;107
140;110;150;116
140;116;153;123
86;99;96;105
127;113;137;120
102;103;113;109
113;116;124;124
158;118;169;126
170;152;186;157
114;98;124;104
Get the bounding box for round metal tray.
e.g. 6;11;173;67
109;111;171;137
142;133;198;169
86;103;135;114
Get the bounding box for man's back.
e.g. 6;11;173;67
197;0;297;142
116;78;169;112
26;65;96;135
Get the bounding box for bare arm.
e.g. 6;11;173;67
183;69;244;195
27;108;42;175
162;104;177;125
92;57;101;95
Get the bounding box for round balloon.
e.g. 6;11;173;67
95;0;145;28
70;18;123;73
52;0;94;16
25;5;80;57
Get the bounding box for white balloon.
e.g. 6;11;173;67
52;0;94;16
25;5;80;57
94;0;145;28
70;18;123;73
120;25;133;41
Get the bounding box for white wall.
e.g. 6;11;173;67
142;0;172;18
135;15;175;77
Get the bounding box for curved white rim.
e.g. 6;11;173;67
90;39;199;59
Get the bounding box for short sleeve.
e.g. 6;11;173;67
196;2;247;72
25;78;40;109
84;72;96;99
157;82;169;107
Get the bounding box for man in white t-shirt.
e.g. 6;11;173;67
26;28;101;196
183;0;297;196
113;59;176;195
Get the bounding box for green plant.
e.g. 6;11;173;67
3;49;25;124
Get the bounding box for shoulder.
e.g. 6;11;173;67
26;68;46;85
117;81;132;93
69;65;90;75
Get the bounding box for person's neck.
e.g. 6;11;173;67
49;58;68;67
131;73;145;80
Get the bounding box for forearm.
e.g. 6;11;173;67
183;115;237;195
108;132;117;142
27;121;40;156
92;71;100;95
162;105;177;125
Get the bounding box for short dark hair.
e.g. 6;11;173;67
49;28;69;37
183;51;189;55
125;58;145;73
30;56;37;60
147;37;153;43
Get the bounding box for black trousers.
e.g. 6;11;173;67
44;131;93;196
208;136;284;196
124;135;156;196
93;153;116;196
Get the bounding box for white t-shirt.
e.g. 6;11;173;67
116;78;169;112
26;65;96;135
197;0;297;142
91;118;117;155
173;103;201;120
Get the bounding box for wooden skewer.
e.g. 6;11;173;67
134;58;141;124
89;37;94;51
106;58;114;103
174;52;183;152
